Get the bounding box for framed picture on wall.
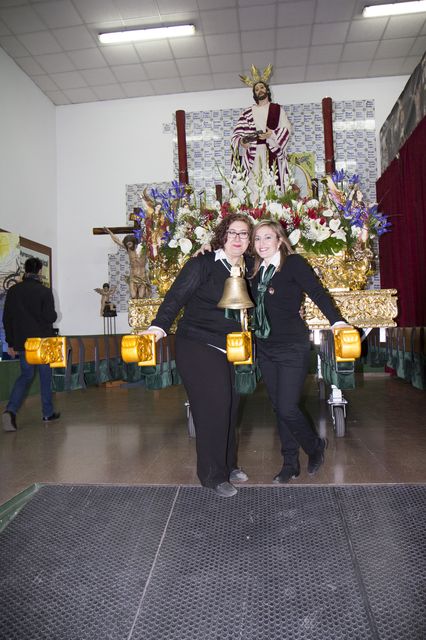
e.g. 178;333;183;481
19;236;52;288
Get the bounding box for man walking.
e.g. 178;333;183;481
2;257;60;431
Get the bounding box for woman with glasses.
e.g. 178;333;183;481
145;214;253;497
251;220;349;483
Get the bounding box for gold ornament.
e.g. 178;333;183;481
25;337;67;368
121;334;156;366
303;289;398;329
333;328;361;362
239;64;273;87
297;247;374;292
226;331;253;365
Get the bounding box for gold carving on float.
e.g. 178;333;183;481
298;246;374;292
121;334;156;366
25;337;67;367
128;298;162;331
128;298;181;333
303;289;398;329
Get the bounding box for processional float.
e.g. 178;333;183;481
27;95;397;438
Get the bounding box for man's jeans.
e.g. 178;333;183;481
6;352;53;418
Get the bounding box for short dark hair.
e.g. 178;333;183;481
253;81;272;104
102;283;110;289
211;213;253;250
24;257;43;274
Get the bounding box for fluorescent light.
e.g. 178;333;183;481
362;1;426;17
98;24;195;44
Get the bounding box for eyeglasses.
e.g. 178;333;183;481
227;230;249;240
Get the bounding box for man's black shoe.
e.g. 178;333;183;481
2;411;17;432
307;438;328;475
273;462;300;484
42;412;61;422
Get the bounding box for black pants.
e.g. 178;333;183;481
175;335;240;488
257;340;319;466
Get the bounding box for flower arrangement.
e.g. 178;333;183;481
221;164;391;256
132;166;390;276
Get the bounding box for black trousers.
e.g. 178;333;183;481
175;335;239;488
257;340;320;466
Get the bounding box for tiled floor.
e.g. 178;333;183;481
1;373;425;505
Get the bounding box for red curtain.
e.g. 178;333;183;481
377;116;426;326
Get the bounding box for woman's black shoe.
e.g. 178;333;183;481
273;462;300;484
307;438;328;475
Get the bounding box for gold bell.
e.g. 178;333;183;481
217;266;254;311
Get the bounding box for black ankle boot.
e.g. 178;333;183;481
307;438;328;475
273;460;300;484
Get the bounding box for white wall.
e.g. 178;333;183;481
0;48;57;291
55;75;407;335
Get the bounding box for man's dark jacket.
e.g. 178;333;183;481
2;276;57;351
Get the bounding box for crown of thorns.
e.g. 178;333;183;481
239;64;273;87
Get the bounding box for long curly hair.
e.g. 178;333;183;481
211;213;254;251
251;220;294;277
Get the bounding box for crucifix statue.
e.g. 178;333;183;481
93;210;149;300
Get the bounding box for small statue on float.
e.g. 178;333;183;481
94;282;117;317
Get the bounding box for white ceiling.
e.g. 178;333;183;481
0;0;425;105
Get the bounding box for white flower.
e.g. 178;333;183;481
322;208;334;218
329;218;341;232
331;228;347;241
268;201;284;217
168;238;178;248
179;238;193;254
195;226;213;244
306;219;331;242
288;229;301;246
229;197;241;210
305;199;320;208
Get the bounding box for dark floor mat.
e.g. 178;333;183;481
0;485;425;640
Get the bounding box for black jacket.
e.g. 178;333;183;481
152;252;252;350
251;253;343;345
2;276;57;351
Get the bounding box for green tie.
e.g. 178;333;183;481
254;264;275;339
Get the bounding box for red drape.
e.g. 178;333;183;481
376;116;426;326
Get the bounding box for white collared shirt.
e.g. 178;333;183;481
259;250;281;274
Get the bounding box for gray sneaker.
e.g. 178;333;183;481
229;468;249;482
2;411;17;432
213;482;238;498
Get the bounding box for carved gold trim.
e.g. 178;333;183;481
128;298;162;331
128;298;180;333
304;289;398;329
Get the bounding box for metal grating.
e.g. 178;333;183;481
0;485;425;640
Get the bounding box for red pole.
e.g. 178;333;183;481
176;110;188;184
215;184;223;203
322;97;335;175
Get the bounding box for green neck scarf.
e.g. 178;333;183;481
254;263;276;339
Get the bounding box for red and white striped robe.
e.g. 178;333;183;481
231;102;291;190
